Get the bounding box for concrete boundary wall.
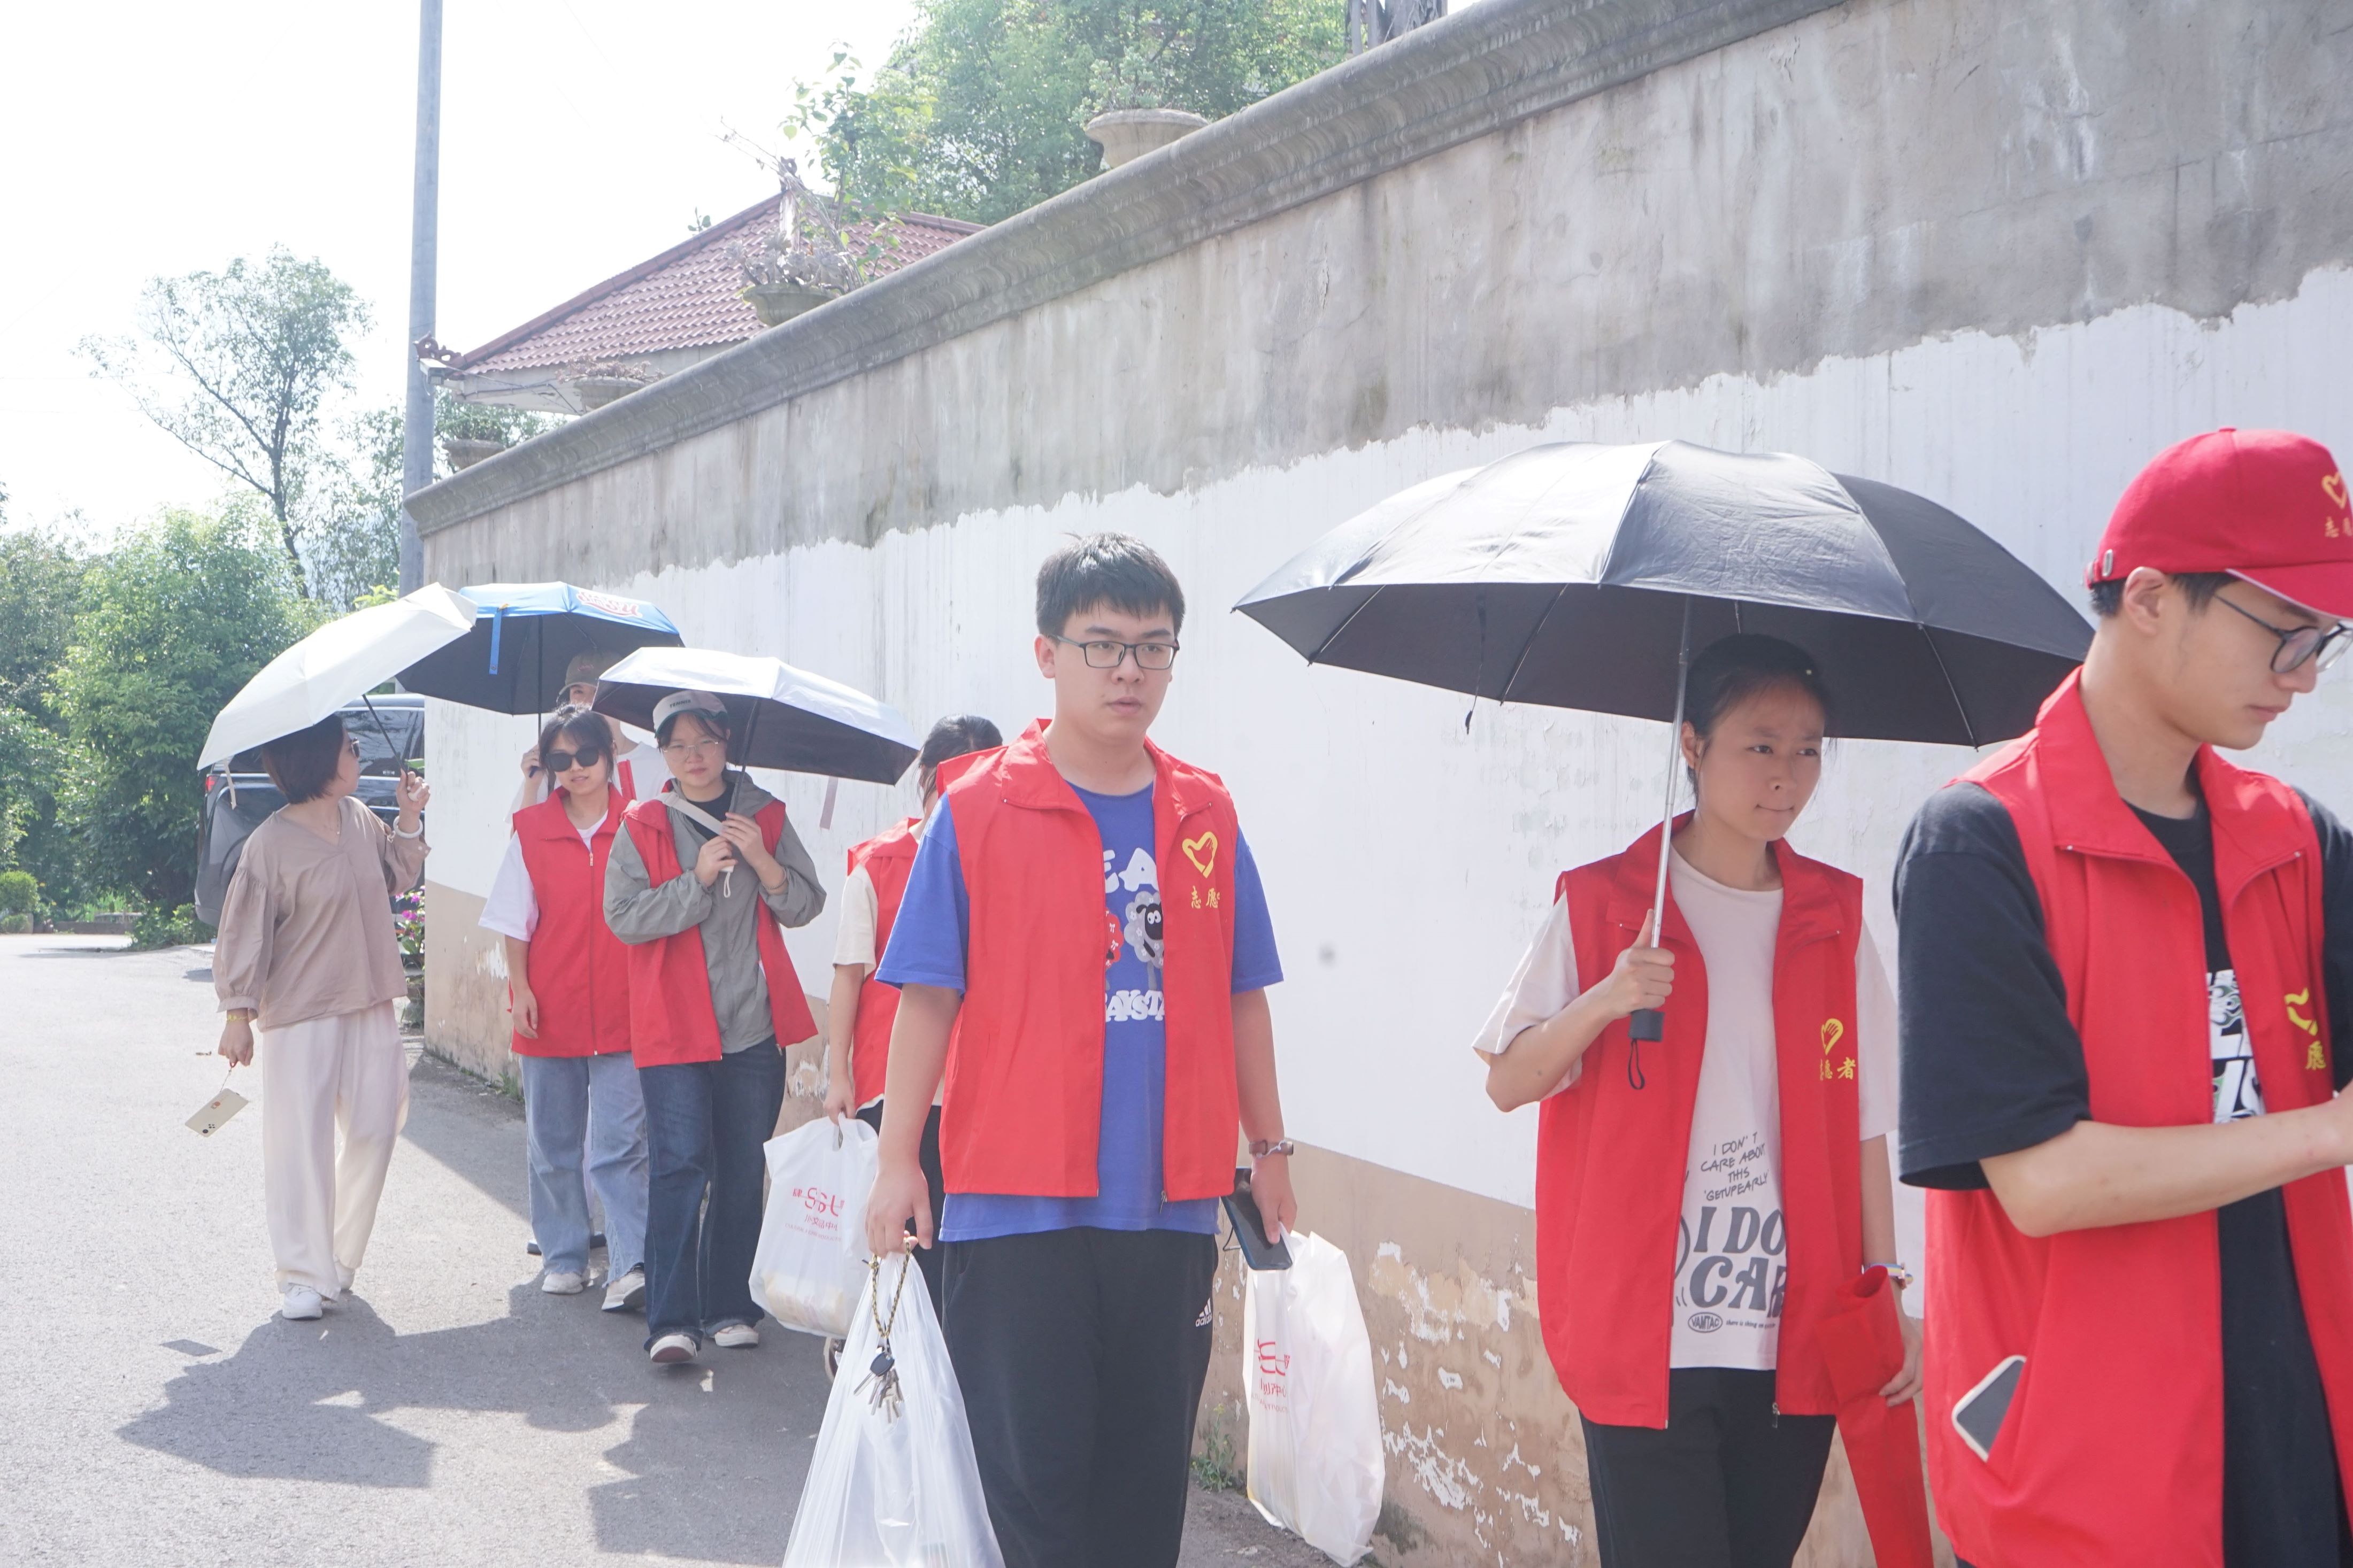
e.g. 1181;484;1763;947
415;1;2353;1561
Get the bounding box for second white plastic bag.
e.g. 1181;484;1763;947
781;1252;1004;1568
1243;1231;1384;1566
749;1115;879;1339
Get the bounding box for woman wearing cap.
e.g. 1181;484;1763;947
1475;635;1916;1568
821;713;1003;1314
513;652;670;814
603;689;825;1366
214;713;430;1321
480;704;651;1312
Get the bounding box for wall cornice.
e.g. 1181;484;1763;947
409;0;1836;535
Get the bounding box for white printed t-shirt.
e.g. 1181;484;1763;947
1474;849;1897;1371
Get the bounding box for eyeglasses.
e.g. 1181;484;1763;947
545;748;605;772
344;739;363;760
662;737;726;759
2212;590;2352;674
1051;635;1180;671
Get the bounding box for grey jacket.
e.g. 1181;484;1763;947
602;772;825;1052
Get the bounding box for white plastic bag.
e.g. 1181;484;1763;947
781;1252;1004;1568
750;1116;879;1339
1244;1232;1384;1566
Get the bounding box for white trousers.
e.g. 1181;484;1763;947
259;1002;408;1295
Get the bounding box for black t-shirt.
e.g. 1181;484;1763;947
1896;781;2353;1566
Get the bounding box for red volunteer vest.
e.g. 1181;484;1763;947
846;817;921;1106
1538;817;1864;1428
1926;673;2353;1565
617;790;818;1068
939;723;1240;1201
510;794;632;1058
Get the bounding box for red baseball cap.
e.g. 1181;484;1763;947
2087;428;2353;619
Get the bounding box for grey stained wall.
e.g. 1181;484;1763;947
413;0;2353;582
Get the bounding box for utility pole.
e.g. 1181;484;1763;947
399;0;443;593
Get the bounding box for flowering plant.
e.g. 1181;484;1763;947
393;890;426;968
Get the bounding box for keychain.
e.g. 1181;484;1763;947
852;1253;913;1423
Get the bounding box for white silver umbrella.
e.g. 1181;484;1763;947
197;584;475;770
593;646;919;785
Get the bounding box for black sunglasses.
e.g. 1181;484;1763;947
545;746;607;771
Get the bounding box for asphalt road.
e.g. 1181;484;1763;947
0;934;1325;1568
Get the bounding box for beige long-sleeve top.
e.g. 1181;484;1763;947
213;796;428;1029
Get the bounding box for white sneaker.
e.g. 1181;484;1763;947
281;1286;324;1321
711;1322;759;1349
648;1332;697;1365
541;1270;586;1295
602;1266;647;1314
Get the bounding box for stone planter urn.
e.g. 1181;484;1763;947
742;281;837;328
1085;108;1208;171
570;375;645;411
443;436;505;470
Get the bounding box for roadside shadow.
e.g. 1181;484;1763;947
119;1285;829;1562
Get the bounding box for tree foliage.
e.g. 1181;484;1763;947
57;502;312;909
306;396;557;614
796;0;1343;225
80;248;370;588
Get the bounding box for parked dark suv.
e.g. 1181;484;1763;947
193;695;425;928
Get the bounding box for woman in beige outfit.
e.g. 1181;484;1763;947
214;713;429;1320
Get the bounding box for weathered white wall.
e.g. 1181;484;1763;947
429;261;2353;1235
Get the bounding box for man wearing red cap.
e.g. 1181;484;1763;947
1896;429;2353;1565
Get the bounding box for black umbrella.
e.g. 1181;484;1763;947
398;582;685;714
1235;439;2091;1047
591;646;920;786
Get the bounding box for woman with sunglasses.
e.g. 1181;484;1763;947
604;690;825;1366
479;705;650;1312
214;712;430;1322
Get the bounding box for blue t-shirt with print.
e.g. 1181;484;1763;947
876;780;1282;1241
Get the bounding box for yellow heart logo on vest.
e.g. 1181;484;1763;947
2287;989;2320;1036
1182;830;1219;878
1821;1017;1845;1054
2326;473;2349;512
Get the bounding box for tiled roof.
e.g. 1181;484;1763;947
449;197;981;376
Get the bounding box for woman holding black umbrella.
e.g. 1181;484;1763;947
1473;635;1916;1568
479;704;650;1312
603;689;825;1366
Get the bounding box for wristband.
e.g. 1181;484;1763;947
1870;1262;1915;1291
1249;1138;1296;1159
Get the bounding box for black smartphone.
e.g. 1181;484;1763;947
1952;1354;2025;1462
1222;1168;1293;1271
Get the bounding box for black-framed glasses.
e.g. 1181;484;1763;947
2213;591;2352;674
1051;634;1180;671
545;747;606;772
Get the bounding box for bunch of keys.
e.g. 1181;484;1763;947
852;1254;912;1424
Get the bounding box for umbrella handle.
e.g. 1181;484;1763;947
1627;597;1694;1084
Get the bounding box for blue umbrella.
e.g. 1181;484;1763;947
398;582;685;714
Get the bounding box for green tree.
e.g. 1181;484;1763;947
797;0;1342;225
308;396;557;612
0;519;94;895
80;248;370;590
57;501;311;909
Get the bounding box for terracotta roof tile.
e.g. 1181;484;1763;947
451;196;980;376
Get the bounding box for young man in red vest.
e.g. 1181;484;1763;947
1896;429;2353;1566
864;534;1296;1568
822;713;1003;1315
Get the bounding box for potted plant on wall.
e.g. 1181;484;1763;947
1082;58;1208;170
736;159;881;327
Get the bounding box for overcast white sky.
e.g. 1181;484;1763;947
0;1;921;535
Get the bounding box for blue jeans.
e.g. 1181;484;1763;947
518;1052;649;1277
637;1040;784;1346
